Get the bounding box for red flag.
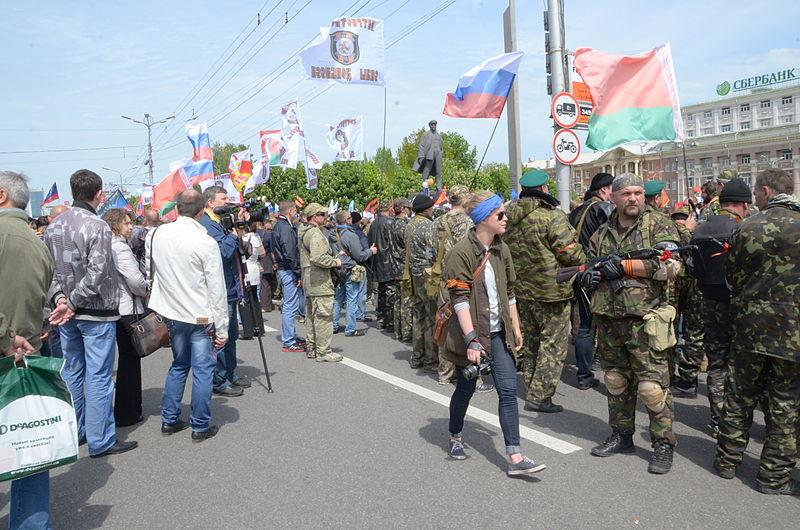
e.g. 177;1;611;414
364;197;379;214
153;168;189;220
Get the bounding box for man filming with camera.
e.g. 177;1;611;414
200;186;250;397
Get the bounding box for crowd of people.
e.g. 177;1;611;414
1;162;799;526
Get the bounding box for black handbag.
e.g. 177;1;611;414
128;226;170;357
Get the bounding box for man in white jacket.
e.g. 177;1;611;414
146;190;228;442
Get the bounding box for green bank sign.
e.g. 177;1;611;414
716;68;798;96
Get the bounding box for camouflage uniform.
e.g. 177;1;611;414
715;194;800;490
698;196;721;222
431;207;473;383
298;223;339;359
392;216;413;343
672;219;705;390
405;214;437;369
367;209;404;330
590;208;681;446
505;192;585;403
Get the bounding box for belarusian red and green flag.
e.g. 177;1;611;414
152;167;189;221
573;44;684;150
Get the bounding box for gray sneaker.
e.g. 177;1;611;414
316;352;343;363
448;438;467;460
507;456;546;476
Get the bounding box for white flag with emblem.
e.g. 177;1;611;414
325;116;363;161
299;17;385;86
280;99;304;169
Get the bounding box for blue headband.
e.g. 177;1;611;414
469;194;503;225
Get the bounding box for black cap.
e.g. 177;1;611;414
719;178;752;204
589;172;614;192
411;193;435;212
350;211;362;224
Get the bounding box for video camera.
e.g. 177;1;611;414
461;353;492;381
212;200;269;232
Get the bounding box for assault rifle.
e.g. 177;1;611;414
556;244;697;292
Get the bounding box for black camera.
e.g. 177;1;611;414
461;354;492;381
212;205;247;232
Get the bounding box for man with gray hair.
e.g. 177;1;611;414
0;170;55;527
587;173;682;475
147;189;228;442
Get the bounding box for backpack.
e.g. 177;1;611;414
426;217;451;298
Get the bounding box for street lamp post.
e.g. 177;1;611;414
121;113;174;184
101;167;122;191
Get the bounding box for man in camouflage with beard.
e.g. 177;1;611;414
504;170;585;413
714;169;800;496
392;198;413;344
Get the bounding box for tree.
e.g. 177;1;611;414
212;142;249;175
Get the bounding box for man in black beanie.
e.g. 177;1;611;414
567;172;615;389
689;177;751;438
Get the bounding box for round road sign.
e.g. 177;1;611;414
551;91;580;129
553;128;581;165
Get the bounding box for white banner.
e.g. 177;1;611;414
199;173;242;203
325;116;363;161
299;17;385;86
280;99;304;169
304;145;321;189
244;158;270;195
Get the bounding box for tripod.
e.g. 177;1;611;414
239;240;274;393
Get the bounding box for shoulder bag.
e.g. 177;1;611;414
128;226;170;358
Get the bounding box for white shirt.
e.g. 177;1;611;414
145;215;229;339
484;260;502;333
242;232;263;286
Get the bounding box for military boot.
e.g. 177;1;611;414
590;430;635;457
756;479;800;496
647;439;674;474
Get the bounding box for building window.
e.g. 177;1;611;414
759;118;773;127
757;152;770;163
781;150;793;160
721;107;731;115
686;159;694;169
760;100;771;109
703;110;713;118
783;115;794;124
720;157;731;166
702;158;713;168
739;154;750;164
703;127;714;135
687;130;695;138
740;103;750;112
721;124;731;132
740;121;751;130
782;96;793;105
686;114;693;122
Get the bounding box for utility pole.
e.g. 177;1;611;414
545;0;571;212
503;1;521;194
121;113;174;184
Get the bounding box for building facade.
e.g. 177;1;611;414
528;84;800;203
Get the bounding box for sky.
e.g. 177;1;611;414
1;0;799;202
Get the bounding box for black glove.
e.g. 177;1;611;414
576;269;601;290
599;254;624;280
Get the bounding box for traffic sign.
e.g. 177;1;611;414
551;91;580;129
553;128;581;165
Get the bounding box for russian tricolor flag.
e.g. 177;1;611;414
41;182;59;206
443;51;523;119
186;122;213;161
183;159;215;186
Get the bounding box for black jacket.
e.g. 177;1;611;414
367;213;402;282
569;195;614;250
272;215;301;276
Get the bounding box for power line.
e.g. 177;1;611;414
0;127;139;133
0;145;142;155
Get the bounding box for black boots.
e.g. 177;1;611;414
523;397;563;413
590;430;635;457
647;440;674;474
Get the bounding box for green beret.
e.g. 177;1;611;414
520;169;549;188
643;180;666;197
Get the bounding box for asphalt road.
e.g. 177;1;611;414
1;308;798;528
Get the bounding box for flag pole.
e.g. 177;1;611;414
471;117;502;188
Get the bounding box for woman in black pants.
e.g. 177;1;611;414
104;209;149;426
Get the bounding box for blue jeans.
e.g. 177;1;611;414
162;320;215;432
278;270;301;346
449;331;521;455
333;276;361;334
213;302;239;391
574;295;595;385
59;319;116;455
10;471;50;530
355;277;366;320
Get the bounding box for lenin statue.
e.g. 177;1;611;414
413;120;443;191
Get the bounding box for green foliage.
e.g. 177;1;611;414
212;142;249;175
241;127;510;208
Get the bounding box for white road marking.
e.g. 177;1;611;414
340;357;582;455
262;325;277;333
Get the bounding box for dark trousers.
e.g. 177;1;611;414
574;294;595;385
260;273;275;311
449;331;522;455
115;315;142;425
